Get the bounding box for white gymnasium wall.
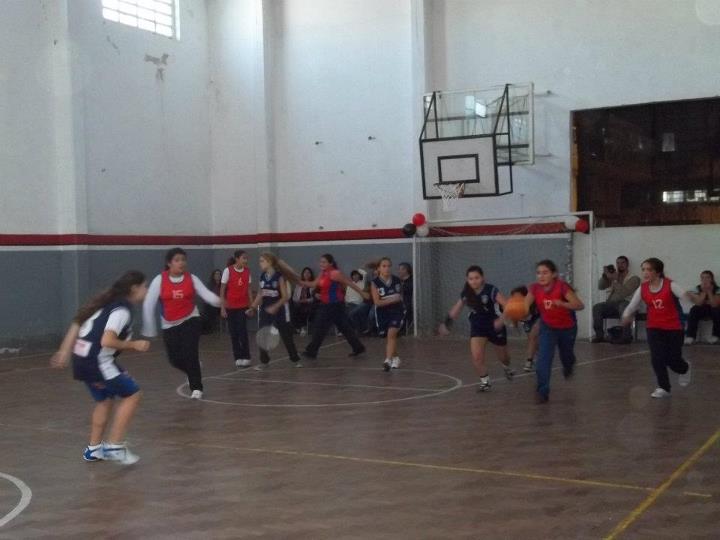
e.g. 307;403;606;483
206;0;266;235
267;0;416;233
425;0;720;223
0;0;67;234
67;0;212;235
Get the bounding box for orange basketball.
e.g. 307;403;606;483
503;295;528;322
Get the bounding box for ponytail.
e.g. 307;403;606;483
73;270;145;324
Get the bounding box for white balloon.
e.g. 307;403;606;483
416;224;430;237
564;216;579;229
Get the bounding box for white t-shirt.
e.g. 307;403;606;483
142;273;221;336
221;266;252;285
76;306;131;380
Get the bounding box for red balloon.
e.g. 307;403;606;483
575;218;590;234
411;213;426;226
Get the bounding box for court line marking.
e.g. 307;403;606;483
0;420;712;500
0;472;32;528
173;440;700;496
604;428;720;539
177;367;463;408
463;350;649;388
209;374;439;393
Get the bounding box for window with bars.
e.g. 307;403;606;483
102;0;178;39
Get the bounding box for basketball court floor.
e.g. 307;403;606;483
1;333;718;538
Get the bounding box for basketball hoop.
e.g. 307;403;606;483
435;183;465;212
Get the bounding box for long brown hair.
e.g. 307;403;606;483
259;252;299;284
73;271;146;324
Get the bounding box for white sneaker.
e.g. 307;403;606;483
678;361;692;387
684;337;695;345
235;358;251;368
103;443;140;465
391;357;401;369
299;328;307;337
650;387;671;398
235;359;244;368
190;390;203;399
707;336;719;345
383;359;391;372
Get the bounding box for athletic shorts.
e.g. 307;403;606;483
85;373;140;402
376;308;405;334
470;319;507;345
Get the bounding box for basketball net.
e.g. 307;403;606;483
435;183;465;212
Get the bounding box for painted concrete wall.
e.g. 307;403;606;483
1;0;67;234
424;0;720;223
68;0;212;235
267;0;415;234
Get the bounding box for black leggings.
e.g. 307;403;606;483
227;308;251;360
259;307;299;364
646;328;689;392
304;303;364;355
162;317;203;391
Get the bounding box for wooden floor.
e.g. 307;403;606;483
0;332;718;539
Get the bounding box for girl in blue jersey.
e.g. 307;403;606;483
246;252;301;369
50;271;150;465
439;266;514;391
371;257;406;371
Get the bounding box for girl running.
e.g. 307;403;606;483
371;257;406;371
142;247;221;399
300;253;368;359
50;270;149;465
246;252;301;369
220;249;254;368
622;257;696;398
439;266;514;391
523;259;584;403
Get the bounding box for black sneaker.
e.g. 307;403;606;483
503;366;515;381
535;391;549;404
563;365;575;379
301;350;317;359
590;336;606;343
348;347;366;357
383;360;391;372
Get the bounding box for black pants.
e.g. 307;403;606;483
646;328;688;392
593;300;630;339
162;317;203;391
227;308;251;360
259;306;299;364
686;304;720;338
305;303;364;356
291;301;314;331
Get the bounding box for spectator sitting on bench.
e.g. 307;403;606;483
685;270;720;345
592;256;640;343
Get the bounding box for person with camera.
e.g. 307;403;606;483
592;256;640;343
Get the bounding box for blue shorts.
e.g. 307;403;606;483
85;373;140;402
470;320;507;346
376;308;405;334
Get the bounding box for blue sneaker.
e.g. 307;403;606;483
83;444;104;462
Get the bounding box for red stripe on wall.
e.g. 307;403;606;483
0;223;565;247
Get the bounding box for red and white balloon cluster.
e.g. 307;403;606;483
402;213;430;237
563;215;590;234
